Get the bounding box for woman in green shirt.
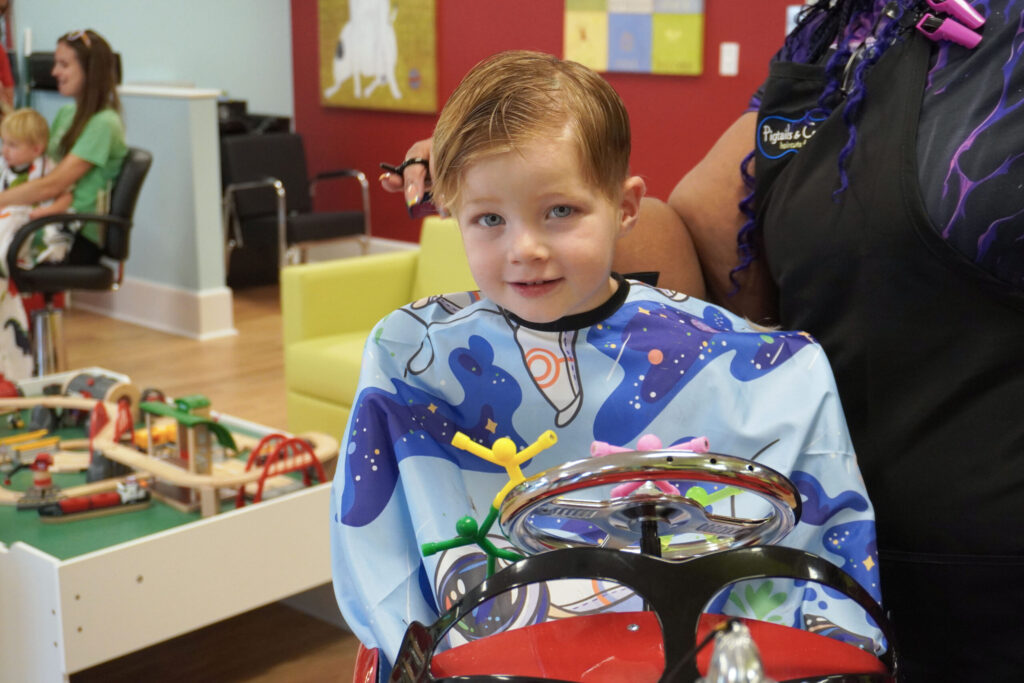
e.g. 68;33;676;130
0;29;126;264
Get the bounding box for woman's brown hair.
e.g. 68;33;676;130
56;29;121;156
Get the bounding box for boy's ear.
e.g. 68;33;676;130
617;176;646;237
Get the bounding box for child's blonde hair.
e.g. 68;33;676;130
1;108;50;148
432;50;632;210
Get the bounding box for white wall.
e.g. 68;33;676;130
11;0;294;116
6;0;297;338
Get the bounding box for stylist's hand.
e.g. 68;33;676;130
380;138;433;211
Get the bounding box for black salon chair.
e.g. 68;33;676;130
220;132;371;288
6;146;153;376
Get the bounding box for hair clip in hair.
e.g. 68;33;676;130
925;0;985;30
916;13;982;49
65;29;92;48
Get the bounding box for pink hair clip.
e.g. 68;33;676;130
926;0;985;30
917;13;983;49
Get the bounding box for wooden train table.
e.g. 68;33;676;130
0;370;339;682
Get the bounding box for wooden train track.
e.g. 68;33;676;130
0;395;338;508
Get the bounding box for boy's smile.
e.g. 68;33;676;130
453;134;643;324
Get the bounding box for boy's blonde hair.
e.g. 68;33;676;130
1;108;50;148
432;50;631;210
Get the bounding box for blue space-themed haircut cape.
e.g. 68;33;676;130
330;277;882;666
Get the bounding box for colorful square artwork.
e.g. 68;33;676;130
651;11;703;74
565;0;704;76
563;9;611;72
608;12;653;72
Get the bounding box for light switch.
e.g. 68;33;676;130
719;42;740;77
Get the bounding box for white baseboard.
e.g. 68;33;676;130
73;277;237;340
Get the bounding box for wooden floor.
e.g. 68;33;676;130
64;285;290;430
62;285;361;682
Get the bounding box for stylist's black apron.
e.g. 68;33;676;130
756;33;1024;680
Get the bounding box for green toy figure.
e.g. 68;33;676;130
421;430;558;576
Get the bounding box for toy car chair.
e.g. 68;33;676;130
220;131;371;288
352;450;898;682
6;146;153;376
384;546;897;682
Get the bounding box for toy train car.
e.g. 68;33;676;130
38;478;151;519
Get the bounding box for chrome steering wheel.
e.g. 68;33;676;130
499;450;801;562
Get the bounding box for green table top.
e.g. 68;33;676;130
0;411;284;562
0;471;222;561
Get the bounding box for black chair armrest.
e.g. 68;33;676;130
222;177;289;268
309;169;371;239
309;168;369;195
222;178;286;220
222;177;287;220
223;177;285;198
222;177;287;245
6;213;130;281
311;168;368;183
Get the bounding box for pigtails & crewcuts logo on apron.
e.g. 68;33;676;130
757;111;827;159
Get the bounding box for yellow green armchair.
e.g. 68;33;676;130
281;217;477;438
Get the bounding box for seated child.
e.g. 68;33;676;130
331;51;882;672
0;108;75;380
0;108;74;269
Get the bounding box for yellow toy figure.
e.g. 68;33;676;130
421;430;558;576
451;429;557;507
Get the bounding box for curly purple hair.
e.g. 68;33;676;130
730;0;919;290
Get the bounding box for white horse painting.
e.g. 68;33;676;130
324;0;403;100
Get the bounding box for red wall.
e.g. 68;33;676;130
291;0;794;243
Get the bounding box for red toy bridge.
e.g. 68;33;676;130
235;433;327;508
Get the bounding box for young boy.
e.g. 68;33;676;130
331;51;881;672
0;108;74;266
0;109;74;380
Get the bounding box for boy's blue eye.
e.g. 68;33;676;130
549;205;573;218
477;214;503;227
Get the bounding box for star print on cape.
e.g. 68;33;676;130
341;334;529;526
591;301;816;442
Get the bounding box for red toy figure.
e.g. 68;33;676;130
9;452;61;509
29;452;54;490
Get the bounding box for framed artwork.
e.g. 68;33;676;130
564;0;705;76
318;0;437;113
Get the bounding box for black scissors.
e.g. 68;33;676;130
380;158;437;219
